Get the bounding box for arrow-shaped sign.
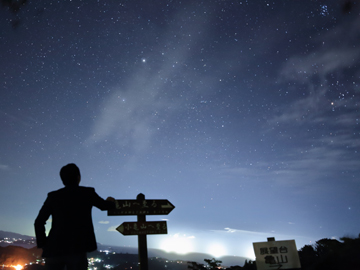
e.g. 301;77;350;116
116;221;168;235
108;199;175;216
161;202;173;208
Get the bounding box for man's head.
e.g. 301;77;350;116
60;163;81;186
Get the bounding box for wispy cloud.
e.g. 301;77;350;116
279;13;360;84
220;228;271;235
84;6;226;155
213;228;309;241
267;87;328;126
273;13;360;129
0;164;10;171
99;221;110;224
107;226;118;232
279;48;360;83
252;16;360;192
218;137;359;192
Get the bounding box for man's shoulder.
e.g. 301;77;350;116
48;187;65;196
48;186;95;196
78;186;96;194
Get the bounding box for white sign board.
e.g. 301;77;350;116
253;239;301;270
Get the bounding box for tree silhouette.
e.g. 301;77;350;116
187;261;206;270
188;258;222;270
298;245;317;269
314;238;342;257
298;234;360;270
204;258;222;269
242;260;256;270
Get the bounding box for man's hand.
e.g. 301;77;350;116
106;197;115;202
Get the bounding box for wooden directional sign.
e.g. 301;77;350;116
109;194;175;270
108;199;175;216
117;221;168;236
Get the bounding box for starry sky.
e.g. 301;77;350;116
1;0;360;260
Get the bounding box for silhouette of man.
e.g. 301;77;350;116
34;163;116;270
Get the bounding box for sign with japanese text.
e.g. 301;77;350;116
109;194;174;270
108;199;175;216
253;239;301;270
117;221;168;235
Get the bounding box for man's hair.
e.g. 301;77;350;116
59;163;81;186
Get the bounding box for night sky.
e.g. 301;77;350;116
1;0;360;260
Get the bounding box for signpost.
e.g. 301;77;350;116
108;193;175;270
253;237;301;270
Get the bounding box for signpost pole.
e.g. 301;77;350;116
137;193;148;270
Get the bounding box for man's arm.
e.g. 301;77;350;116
91;189;116;210
34;196;52;248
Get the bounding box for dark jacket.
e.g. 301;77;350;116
34;186;115;257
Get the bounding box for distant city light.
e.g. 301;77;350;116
13;265;23;270
160;234;194;254
208;243;227;258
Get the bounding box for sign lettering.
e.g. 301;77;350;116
108;199;175;216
